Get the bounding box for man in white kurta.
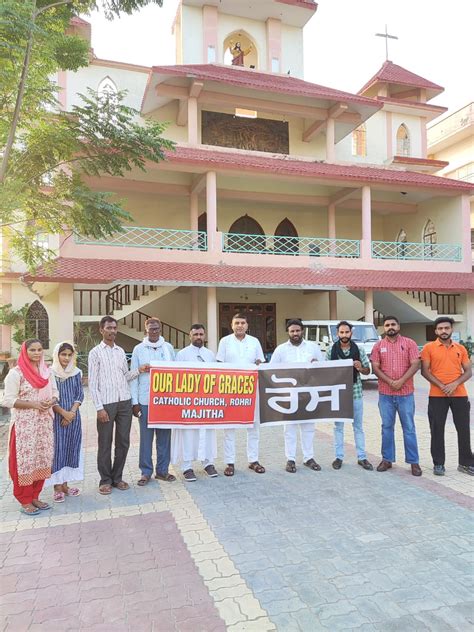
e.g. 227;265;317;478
269;319;324;473
216;313;265;476
171;325;218;481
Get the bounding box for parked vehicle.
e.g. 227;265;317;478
302;320;380;380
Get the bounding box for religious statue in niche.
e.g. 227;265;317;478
229;40;252;66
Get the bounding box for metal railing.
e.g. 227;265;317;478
121;311;188;349
75;227;207;251
222;233;360;258
372;241;462;262
407;291;460;315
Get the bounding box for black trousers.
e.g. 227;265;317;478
97;399;132;486
428;396;473;467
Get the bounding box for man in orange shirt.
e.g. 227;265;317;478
421;317;473;476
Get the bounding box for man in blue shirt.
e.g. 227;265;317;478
130;317;175;485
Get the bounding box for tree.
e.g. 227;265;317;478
0;0;172;269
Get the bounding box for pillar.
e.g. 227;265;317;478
266;18;282;72
206;171;217;250
329;291;338;320
364;289;374;324
202;5;218;63
58;284;75;341
206;286;217;353
328;203;336;239
326;118;335;162
190;191;198;232
0;284;12;353
361;185;372;260
187;96;198;145
191;287;199;325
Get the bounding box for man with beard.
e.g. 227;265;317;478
131;317;176;485
270;319;324;473
171;324;218;481
216;313;265;477
326;321;374;471
421;317;473;476
371;316;422;476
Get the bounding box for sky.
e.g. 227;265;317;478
86;0;474;119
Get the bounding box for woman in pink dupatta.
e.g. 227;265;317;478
2;339;58;515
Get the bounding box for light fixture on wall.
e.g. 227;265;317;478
239;293;249;301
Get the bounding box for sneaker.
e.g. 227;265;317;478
204;464;218;478
183;469;197;482
332;458;343;470
457;465;474;476
433;464;445;476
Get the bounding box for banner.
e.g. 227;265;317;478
258;360;354;426
148;362;258;429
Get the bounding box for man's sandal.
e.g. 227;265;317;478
155;473;176;482
286;460;297;473
224;464;235;477
249;461;265;474
137;476;150;486
98;484;112;495
114;481;130;491
304;458;322;471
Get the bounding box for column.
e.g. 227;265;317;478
202;5;218;63
364;289;374;324
187;96;198;145
329;291;338;320
190;191;198;232
266;18;282;72
0;284;12;354
191;287;199;325
361;185;372;260
206;171;217;250
326;118;335;163
58;283;75;341
328;202;336;256
206;286;217;353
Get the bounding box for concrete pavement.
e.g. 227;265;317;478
1;375;473;631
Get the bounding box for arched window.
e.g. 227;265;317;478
274;218;298;254
228;214;265;252
25;301;49;349
352;124;367;157
423;219;437;244
396;124;410;156
396;228;407;258
223;31;258;68
97;76;118;98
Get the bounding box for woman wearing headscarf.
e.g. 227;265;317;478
2;339;58;516
48;341;84;503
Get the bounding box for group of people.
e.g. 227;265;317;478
2;311;472;516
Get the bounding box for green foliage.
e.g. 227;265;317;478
459;336;473;359
0;304;30;346
1;0;169;270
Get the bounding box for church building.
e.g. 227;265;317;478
1;0;472;358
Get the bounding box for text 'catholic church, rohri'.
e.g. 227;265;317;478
2;0;473;360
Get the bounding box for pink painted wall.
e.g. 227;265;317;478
202;5;218;63
266;18;282;72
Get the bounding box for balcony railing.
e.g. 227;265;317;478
75;227;207;251
222;233;360;258
372;241;462;262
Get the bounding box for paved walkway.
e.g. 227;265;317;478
1;376;473;631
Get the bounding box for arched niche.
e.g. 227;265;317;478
223;31;258;69
228;214;265;252
25;300;49;349
274;218;299;254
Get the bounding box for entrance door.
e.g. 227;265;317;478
219;303;276;355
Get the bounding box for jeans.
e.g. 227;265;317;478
334;397;366;460
379;393;419;464
138;405;171;477
428;396;473;467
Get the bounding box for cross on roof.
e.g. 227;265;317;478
375;24;398;61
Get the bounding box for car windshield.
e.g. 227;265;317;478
330;324;379;343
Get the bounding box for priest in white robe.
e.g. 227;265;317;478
171;324;218;481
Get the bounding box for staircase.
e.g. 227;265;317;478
119;310;187;348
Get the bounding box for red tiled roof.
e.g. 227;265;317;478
359;61;443;97
165;146;474;193
149;64;378;107
22;258;474;292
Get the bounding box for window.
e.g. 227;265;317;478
271;57;280;73
352;124;366;156
274;218;298;254
25;301;49;349
97;76;118;98
396;124;410;156
396;228;407;258
423;219;437;258
228;215;265;252
207;45;216;63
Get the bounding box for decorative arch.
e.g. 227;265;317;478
423;219;437;244
396;228;407;243
274;218;299;254
97;76;118;97
228;214;265;252
25;301;49;349
352;124;367;157
396;228;407;258
396;123;410;156
223;30;258;68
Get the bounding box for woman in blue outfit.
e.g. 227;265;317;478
48;342;84;502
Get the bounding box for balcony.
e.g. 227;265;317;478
372;241;462;262
222;233;360;258
74;227;207;251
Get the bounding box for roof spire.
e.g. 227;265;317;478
375;24;398;61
